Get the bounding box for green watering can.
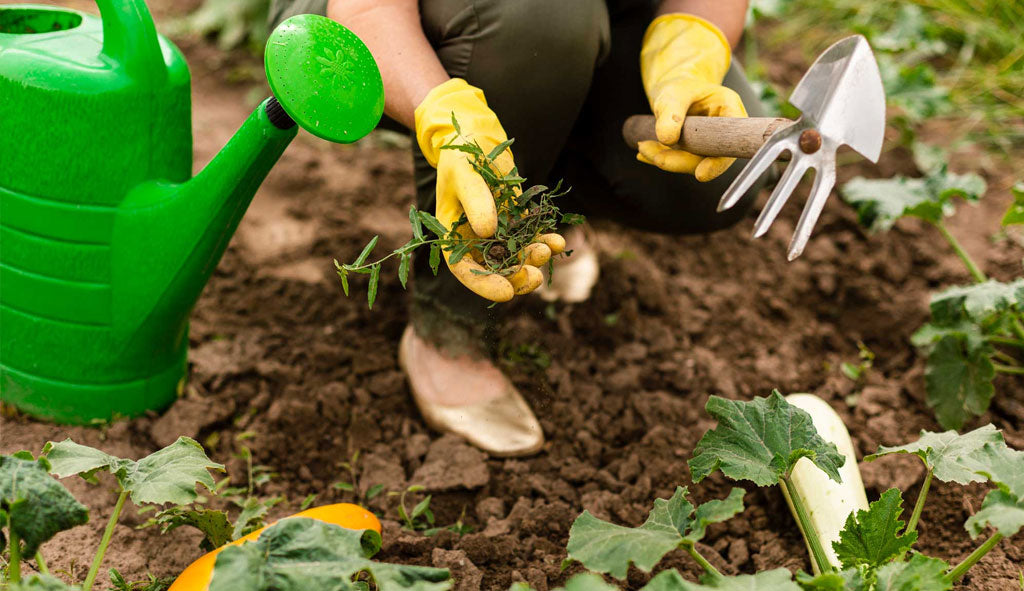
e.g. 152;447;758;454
0;2;384;424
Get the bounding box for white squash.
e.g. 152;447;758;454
781;393;869;573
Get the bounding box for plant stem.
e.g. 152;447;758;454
987;335;1024;349
35;552;48;575
9;532;21;583
993;363;1024;375
84;489;128;591
906;470;932;535
781;475;834;574
934;221;987;283
1012;318;1024;343
946;532;1003;582
683;542;723;579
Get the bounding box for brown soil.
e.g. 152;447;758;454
2;3;1022;590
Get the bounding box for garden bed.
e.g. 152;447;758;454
1;2;1021;589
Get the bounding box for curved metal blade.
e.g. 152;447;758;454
788;35;886;162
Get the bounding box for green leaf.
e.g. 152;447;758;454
410;206;424;240
338;268;350;296
928;280;1024;324
450;112;461;136
45;437;223;506
794;569;868;591
967;442;1024;499
354;236;379;266
566;486;743;580
842;167;985;232
208;518;451;591
556;574;618;591
965;488;1024;538
399;254;411;289
447;242;471;265
873;554;950;591
412;495;432;518
144;506;233;551
688;391;845;486
878;56;952;123
486;139;515;162
232;496;281;540
833;488;918;569
418;212;449;239
643;568;801;590
368;264;380;309
865;424;1005;484
429;244;442;275
1000;182;1024;226
366;484;385;500
923;335;995;430
0;455;89;556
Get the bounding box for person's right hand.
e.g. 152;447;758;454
414;79;564;302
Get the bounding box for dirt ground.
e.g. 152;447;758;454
2;2;1022;590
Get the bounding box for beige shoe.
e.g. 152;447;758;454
398;325;544;457
537;225;600;303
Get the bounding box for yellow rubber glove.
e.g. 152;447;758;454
639;14;748;182
414;78;561;302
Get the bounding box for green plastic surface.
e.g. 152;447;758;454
266;14;385;143
0;2;383;424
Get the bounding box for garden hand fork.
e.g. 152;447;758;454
623;35;886;260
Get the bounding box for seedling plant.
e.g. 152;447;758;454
337;116;584;308
842;146;1024;430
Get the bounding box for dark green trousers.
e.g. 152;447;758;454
270;0;767;351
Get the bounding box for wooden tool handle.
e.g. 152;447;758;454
622;115;793;159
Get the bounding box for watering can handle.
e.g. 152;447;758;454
96;0;166;82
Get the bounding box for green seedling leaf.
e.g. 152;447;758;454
232;495;283;540
450;112;461;136
398;254;411;289
144;506;233;551
965;488;1024;538
833;488;918;569
366;484;385;500
842;166;985;232
44;437;223;506
1001;182;1024;226
338;267;350;296
429;243;442;275
689;391;845;486
566;486;743;580
354;236;379;266
795;568;868;591
865;424;1005;484
929;280;1024;324
368;264;380;309
209;518;451;591
486;138;514;162
644;568;801;590
410;206;424;240
922;335;995;430
418;212;449;239
0;454;89;556
873;554;950;591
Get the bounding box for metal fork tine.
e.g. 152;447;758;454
752;158;812;238
787;162;836;260
716;132;793;212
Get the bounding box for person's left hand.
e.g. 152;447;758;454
639;14;748;182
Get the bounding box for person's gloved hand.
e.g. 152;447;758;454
414;78;564;302
639;14;748;182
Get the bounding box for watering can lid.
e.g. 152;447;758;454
265;14;385;144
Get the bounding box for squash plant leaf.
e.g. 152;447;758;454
842;166;985;232
44;437;224;506
794;568;868;591
209;518;451;591
920;335;995;430
928;280;1024;324
833;488;918;569
964;489;1024;539
144;506;234;551
689;391;845;486
873;554;950;591
643;568;801;591
0;454;89;556
968;443;1024;499
566;486;744;580
865;424;1005;485
538;574;617;591
1001;182;1024;226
